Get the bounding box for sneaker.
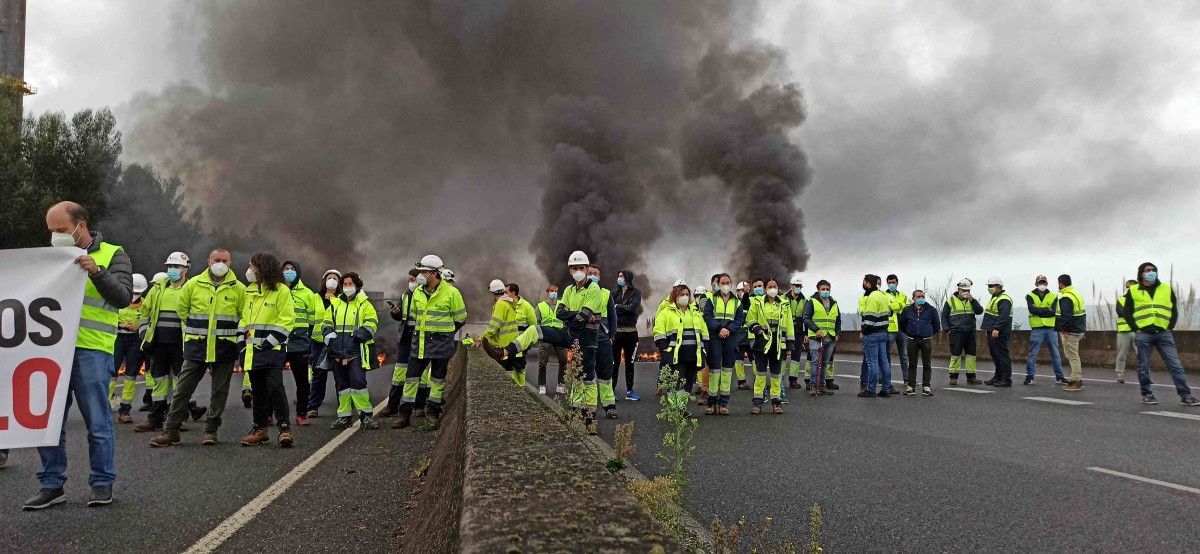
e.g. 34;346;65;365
903;386;915;396
555;385;567;394
1023;377;1034;385
922;386;933;397
306;409;319;419
133;422;161;434
1055;376;1067;384
538;385;547;395
148;431;181;448
22;488;66;511
278;428;295;448
1117;378;1126;384
240;427;269;446
626;391;641;401
1142;394;1159;405
1181;395;1200;406
359;415;380;430
241;389;253;409
877;389;891;398
856;390;873;398
737;381;750;391
605;408;618;420
201;433;218;446
998;381;1013;388
295;416;310;426
87;485;114;507
780;396;791;405
825;380;840;390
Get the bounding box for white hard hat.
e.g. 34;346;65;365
441;268;456;281
736;281;748;289
957;278;973;289
694;285;708;295
489;279;505;293
987;276;1004;287
790;275;803;286
323;269;342;279
152;272;168;283
164;251;190;267
567;250;590;266
672;279;688;288
132;273;148;294
416;254;444;271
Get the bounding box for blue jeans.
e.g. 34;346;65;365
1025;328;1063;379
863;333;891;393
37;348;116;490
888;332;909;377
1135;331;1191;398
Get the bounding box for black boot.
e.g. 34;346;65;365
188;400;208;421
139;389;152;412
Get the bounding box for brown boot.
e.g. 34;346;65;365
718;405;730;416
413;408;425;418
585;411;598;436
240;427;269;446
751;404;762;415
967;374;983;386
201;433;218;446
305;409;319;419
392;411;412;429
704;405;716;415
1063;380;1084;392
133;422;160;433
118;413;133;424
278;428;295;448
148;430;181;448
772;402;784;414
376;406;394;418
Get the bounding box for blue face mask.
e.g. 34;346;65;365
753;287;765;297
588;275;599;284
548;292;558;300
166;268;182;282
283;269;297;283
1144;271;1158;282
915;298;926;305
819;290;830;299
887;284;897;292
617;276;626;287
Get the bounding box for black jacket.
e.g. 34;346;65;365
612;269;643;330
1121;282;1178;332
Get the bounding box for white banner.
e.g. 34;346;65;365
0;247;86;448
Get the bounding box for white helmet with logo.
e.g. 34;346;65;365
164;251;190;267
489;279;506;294
986;276;1004;287
790;275;803;286
672;279;688;288
694;285;708;296
132;273;149;294
957;277;973;290
567;250;590;267
441;268;456;282
416;254;444;271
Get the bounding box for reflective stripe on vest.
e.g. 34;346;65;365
985;293;1011;316
807;297;839;337
711;294;739;321
1055;286;1086;317
1129;282;1172;330
1116;295;1131;332
1026;290;1056;329
77;242;122;353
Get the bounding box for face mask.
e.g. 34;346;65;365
407;281;417;292
753;287;764;297
617;276;626;287
167;268;183;282
283;269;297;283
326;278;338;290
675;295;690;307
1144;271;1158;282
572;271;586;283
887;284;897;292
720;285;732;294
245;268;257;283
765;287;779;298
989;287;1000;295
49;223;80;248
1036;284;1048;292
548;291;558;300
210;262;229;277
959;290;969;298
819;290;830;299
915;298;926;305
588;274;599;284
343;287;357;298
415;273;428;286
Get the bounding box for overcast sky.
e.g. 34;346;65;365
23;1;1200;308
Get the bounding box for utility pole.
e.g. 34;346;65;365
1;0;34;125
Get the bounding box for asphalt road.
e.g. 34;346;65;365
0;364;427;553
579;356;1200;553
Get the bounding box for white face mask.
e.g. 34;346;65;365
416;273;428;286
571;270;586;283
343;287;357;298
766;287;779;298
50;223;81;248
675;295;690;307
720;285;732;294
210;262;229;277
326;278;338;290
408;281;417;292
244;267;257;283
1036;284;1048;292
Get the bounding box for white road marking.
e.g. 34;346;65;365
1141;411;1200;422
184;399;389;554
832;356;1173;388
939;387;994;394
1086;467;1200;495
1023;396;1093;406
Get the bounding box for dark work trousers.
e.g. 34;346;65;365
988;330;1012;383
307;343;330;413
286;352;311;417
148;341;184;428
754;344;784;404
708;334;738;370
905;336;933;387
537;342;568;387
386;328;415;414
949;331;977;374
611;331;639;393
249;365;289;429
113;334;144;377
669;346;700;393
165;359;235;435
596;336;614;386
401;357;450;416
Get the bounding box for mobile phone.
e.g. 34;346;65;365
386;300;397;309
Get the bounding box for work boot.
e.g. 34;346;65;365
857;389;875;398
133;422;160;433
278;427;295;448
967;375;982;386
201;433;218;446
772;401;783;414
825;379;839;390
984;378;998;386
148;430;181;448
481;338;507;363
392;411;412;429
718;405;730;416
998;380;1013;388
605;407;619;420
948;375;959;386
804;379;812;391
376;406;394;418
360;414;379;429
584;411;598;436
788;377;800;389
705;404;716;415
696;391;708;406
118;413;133;424
877;388;892;398
240;426;269;446
737;380;749;391
330;416;354;430
1062;380;1083;392
241;389;253;408
414;408;426;418
306;408;319;419
189;401;207;422
751;404;762;415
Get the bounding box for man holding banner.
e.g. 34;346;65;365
17;202;132;510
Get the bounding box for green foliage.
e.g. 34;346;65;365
604;458;627;473
628;477;684;537
555;340;585;431
655;364;698;490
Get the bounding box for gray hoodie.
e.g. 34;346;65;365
86;231;133;309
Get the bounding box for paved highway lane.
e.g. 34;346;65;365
0;364;425;553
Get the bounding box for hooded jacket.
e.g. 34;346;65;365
612;269;643;332
283;260;321;353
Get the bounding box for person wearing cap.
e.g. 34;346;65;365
942;278;984;386
1024;275;1064;385
395;255;468;429
535;284;569;396
611;269;643;401
135;252;204;433
884;274;910;387
479;278;522;384
148;249;244;448
785;276;808;390
981;277;1013;387
1121;263;1199;406
305;269;342;418
1113;279;1137;384
113;274;149;424
1055;274;1087;392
